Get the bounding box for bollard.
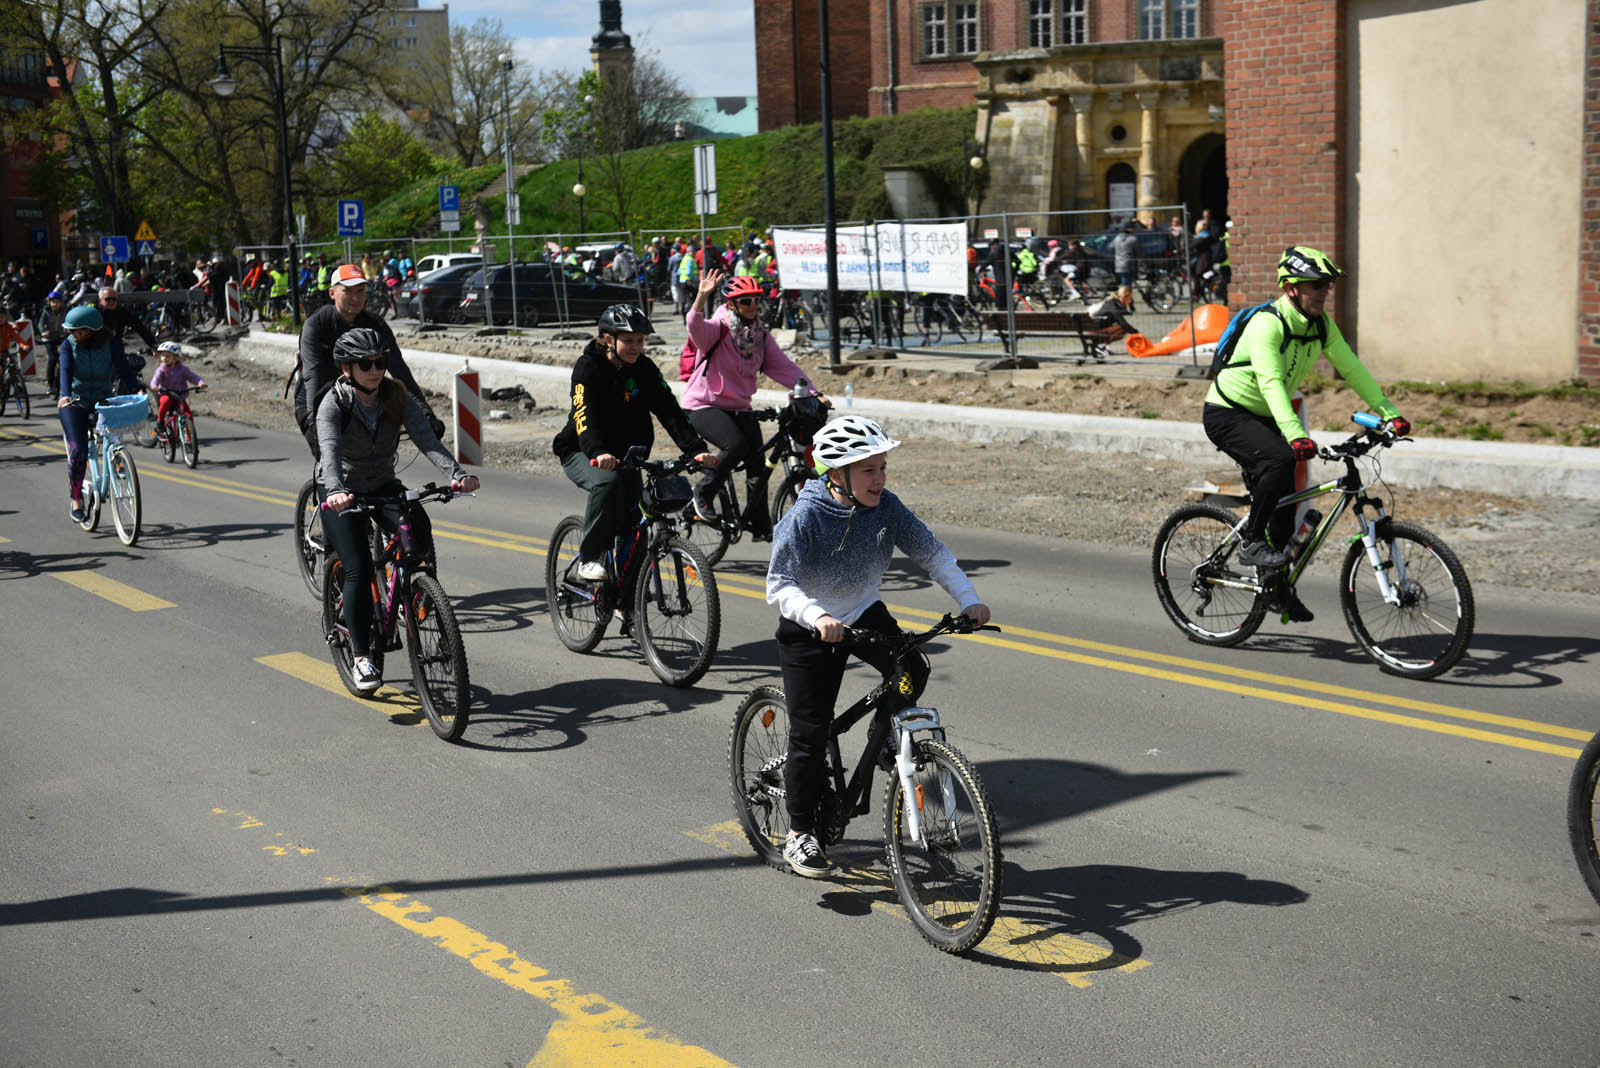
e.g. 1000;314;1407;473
14;318;35;376
453;362;482;466
225;280;242;327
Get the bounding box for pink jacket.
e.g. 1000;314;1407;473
682;306;810;411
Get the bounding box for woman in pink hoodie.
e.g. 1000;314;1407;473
682;270;825;529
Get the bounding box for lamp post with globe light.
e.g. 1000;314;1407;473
209;40;300;326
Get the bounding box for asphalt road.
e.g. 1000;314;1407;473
2;413;1597;1068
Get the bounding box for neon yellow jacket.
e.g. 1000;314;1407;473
1206;294;1398;441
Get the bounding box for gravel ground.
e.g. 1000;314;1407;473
182;341;1600;596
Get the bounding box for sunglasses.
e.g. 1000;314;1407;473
101;298;118;304
733;297;758;307
1299;280;1334;292
347;357;388;372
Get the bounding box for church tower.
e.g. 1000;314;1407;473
591;1;635;89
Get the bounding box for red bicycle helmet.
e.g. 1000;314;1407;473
721;275;764;302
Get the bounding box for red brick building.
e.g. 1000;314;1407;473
754;2;872;129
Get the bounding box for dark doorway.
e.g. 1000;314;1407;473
1106;163;1136;224
1178;133;1227;228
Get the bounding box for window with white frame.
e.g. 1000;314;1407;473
1028;0;1053;48
1062;0;1088;45
921;3;981;59
1140;0;1200;39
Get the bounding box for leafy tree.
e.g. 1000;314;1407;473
329;112;447;204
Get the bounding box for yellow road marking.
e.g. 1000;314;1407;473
254;651;425;727
343;884;738;1067
52;570;174;611
689;820;1147;987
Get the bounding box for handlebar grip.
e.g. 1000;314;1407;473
1351;412;1383;430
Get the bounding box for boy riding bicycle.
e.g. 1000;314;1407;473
765;415;990;877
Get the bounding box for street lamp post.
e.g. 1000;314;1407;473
499;52;517;326
573;94;592;242
209;40;300;327
963;136;986;238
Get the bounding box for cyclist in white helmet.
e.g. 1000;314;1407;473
765;415;991;877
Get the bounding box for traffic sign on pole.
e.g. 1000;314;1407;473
337;200;364;237
101;236;130;263
136;240;157;258
693;144;718;216
440;185;459;212
135;220;157;242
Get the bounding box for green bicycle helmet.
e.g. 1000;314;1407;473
1277;245;1343;288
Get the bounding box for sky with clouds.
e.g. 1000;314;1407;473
440;0;757;98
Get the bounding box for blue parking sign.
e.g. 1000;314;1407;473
440;185;459;212
101;236;130;263
31;227;48;250
337;199;364;236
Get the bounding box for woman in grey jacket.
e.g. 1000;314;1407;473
316;327;479;692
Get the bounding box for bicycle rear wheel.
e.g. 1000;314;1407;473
679;482;735;566
1152;502;1266;646
1567;731;1600;906
635;536;719;687
1339;520;1474;679
178;413;199;468
294;480;325;597
728;684;793;872
406;573;470;741
883;738;1002;954
544;515;609;652
160;418;177;463
322;557;383;698
108;447;141;546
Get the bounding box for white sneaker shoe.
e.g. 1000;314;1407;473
575;560;607;582
353;657;382;693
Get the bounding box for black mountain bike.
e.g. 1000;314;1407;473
320;483;472;741
1;356;30;419
1152;413;1474;680
1568;730;1600;906
729;613;1004;953
679;395;829;566
545;448;721;687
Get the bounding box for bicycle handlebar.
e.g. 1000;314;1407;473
320;481;469;513
1318;414;1410;462
836;612;1000;649
618;445;712;476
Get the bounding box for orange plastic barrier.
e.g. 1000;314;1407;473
1124;303;1231;357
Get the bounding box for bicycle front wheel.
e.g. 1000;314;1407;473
12;378;28;419
178;413;199;468
406;573;470;742
160;419;177;463
883;738;1003;954
728;684;793;872
544;515;608;652
634;536;719;687
1152;502;1266;646
108;447;141;546
769;469;810;527
294;480;325;597
1339;520;1474;679
679;483;735;566
1567;731;1600;906
322;557;383;698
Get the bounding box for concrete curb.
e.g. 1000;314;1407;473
221;332;1600;500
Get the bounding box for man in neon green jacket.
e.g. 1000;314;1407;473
1202;244;1409;619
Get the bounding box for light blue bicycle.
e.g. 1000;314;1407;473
73;394;145;546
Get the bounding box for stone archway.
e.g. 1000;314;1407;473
1178;132;1227;226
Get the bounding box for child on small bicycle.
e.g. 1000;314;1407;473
148;340;205;427
553;303;714;582
765;415;990;877
56;304;140;522
318;327;480;692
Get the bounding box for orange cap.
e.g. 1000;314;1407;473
331;264;367;288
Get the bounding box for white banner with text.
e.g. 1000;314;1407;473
772;223;968;296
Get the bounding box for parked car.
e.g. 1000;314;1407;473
399;264;481;323
457;262;650;326
412;252;482;277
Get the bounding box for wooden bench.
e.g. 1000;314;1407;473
980;310;1117;363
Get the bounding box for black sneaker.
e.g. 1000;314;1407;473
783;831;834;878
692;491;717;523
1283;593;1315;623
1238;539;1290;568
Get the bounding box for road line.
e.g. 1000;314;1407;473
342;884;738;1067
52;570;174;612
687;820;1148;987
255;651;426;727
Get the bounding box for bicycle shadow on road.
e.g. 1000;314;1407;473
451;585;546;636
0;546;140;580
458;675;724;753
980;756;1237;841
123;521;285;551
1242;631;1598;690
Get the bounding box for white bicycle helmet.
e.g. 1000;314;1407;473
811;415;900;474
156;341;184;357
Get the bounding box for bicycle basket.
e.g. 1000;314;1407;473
642;474;693;514
96;395;151;440
781;395;829;445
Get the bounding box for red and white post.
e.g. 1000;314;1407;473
225;280;242;328
453;363;482;466
14;318;35;376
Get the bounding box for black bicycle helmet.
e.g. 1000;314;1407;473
597;304;650;336
332;326;384;364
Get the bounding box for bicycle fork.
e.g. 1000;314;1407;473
1353;509;1407;607
892;707;955;847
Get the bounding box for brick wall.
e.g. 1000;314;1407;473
1217;3;1345;313
1580;4;1600;382
755;1;872;131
